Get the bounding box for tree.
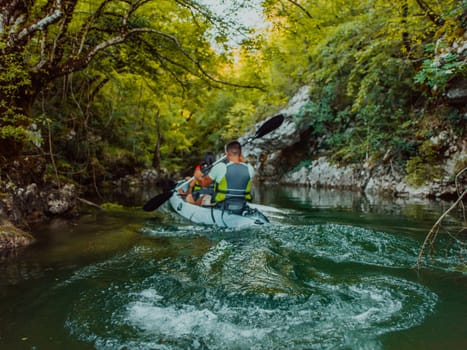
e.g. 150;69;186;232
255;0;464;165
0;0;235;163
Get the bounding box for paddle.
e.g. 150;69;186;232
142;113;285;211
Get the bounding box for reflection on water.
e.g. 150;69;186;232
0;188;465;349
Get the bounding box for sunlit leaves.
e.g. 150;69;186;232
2;0;464;180
238;0;464;166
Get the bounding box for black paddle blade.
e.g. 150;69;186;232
143;190;174;211
255;113;285;139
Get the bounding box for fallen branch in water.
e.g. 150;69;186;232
415;167;467;269
78;197;104;210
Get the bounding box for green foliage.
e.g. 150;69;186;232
2;0;465;188
0;124;27;141
1;0;230;171
101;202;125;210
0;46;33;147
414;53;465;92
412;0;467;95
405;156;443;187
252;0;464;168
299;85;336;136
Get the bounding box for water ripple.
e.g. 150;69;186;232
267;223;420;268
63;228;438;349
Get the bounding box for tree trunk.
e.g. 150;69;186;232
152;109;162;170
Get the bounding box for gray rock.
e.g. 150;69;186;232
46;184;77;215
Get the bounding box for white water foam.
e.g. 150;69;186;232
63;224;440;349
65;263;437;349
125;299;269;345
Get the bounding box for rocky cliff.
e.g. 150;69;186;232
241;86;466;199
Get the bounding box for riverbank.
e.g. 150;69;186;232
1;95;465;254
278;156;466;200
0;218;35;252
0;166;172;252
1;161;465;254
0;179;79;252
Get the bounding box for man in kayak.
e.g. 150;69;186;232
194;140;254;213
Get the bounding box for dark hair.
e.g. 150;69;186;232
203;152;215;166
200;151;215;174
225;140;241;155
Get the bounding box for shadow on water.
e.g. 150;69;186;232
0;186;465;349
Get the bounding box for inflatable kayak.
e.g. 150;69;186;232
168;192;269;228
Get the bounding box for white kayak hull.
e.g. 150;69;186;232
168;193;269;228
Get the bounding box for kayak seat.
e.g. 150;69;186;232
215;198;247;215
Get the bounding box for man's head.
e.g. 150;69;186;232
225;140;241;156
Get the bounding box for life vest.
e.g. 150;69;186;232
193;181;202;192
193;162;213;193
214;162;252;202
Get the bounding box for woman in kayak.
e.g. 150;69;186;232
183;152;215;205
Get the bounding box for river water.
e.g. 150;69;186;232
0;186;465;349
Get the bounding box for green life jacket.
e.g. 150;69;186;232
193;181;202;192
214;162;252;202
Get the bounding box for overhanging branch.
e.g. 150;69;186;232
15;0;64;44
59;27;264;90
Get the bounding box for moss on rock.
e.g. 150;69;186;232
0;218;35;251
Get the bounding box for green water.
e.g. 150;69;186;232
0;187;465;349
